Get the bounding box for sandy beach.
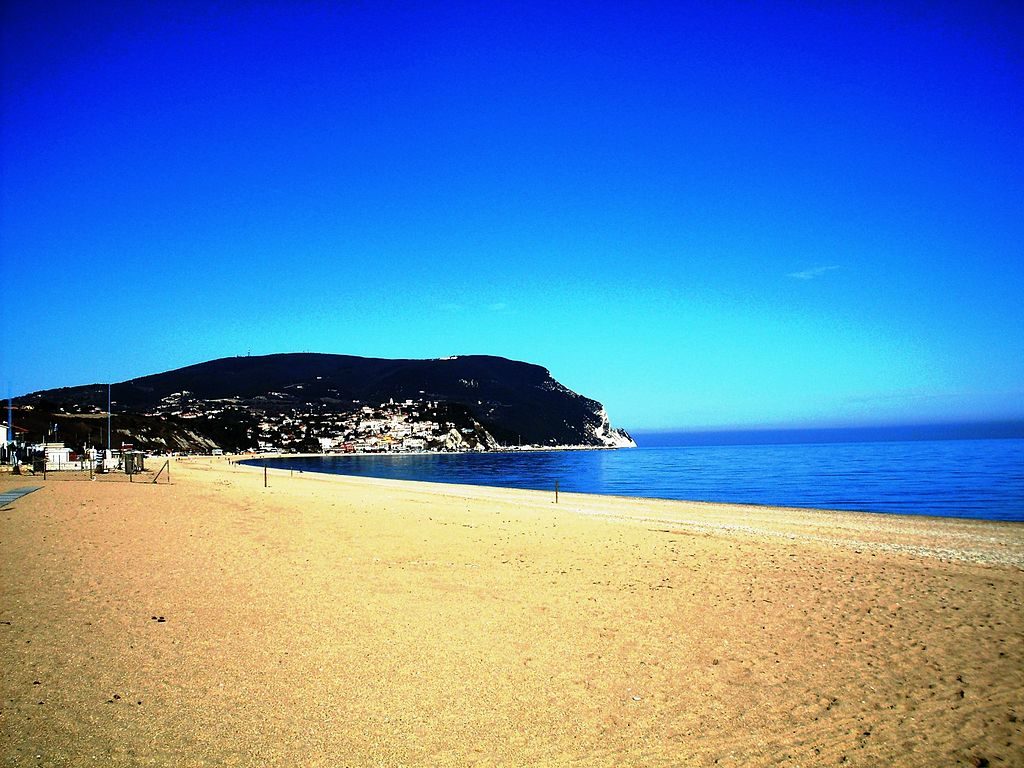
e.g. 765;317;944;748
1;458;1021;767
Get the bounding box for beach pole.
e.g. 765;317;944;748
555;480;559;504
264;461;268;488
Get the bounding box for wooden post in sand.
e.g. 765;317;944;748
555;480;559;504
152;460;170;484
264;461;268;488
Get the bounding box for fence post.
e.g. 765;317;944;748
152;459;171;484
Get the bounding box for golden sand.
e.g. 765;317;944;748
1;458;1022;766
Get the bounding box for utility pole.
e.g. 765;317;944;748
7;389;13;463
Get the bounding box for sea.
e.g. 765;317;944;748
253;434;1024;522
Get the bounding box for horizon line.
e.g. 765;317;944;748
631;418;1024;433
628;420;1024;445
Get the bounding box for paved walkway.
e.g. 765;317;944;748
0;486;43;507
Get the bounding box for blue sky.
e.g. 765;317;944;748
2;1;1022;431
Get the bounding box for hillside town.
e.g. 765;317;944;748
1;391;509;473
151;390;501;454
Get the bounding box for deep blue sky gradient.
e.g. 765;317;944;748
2;1;1022;430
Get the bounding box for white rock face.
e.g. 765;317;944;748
591;407;637;448
444;428;465;451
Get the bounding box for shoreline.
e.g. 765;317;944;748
244;449;1024;527
228;456;1024;567
2;458;1022;765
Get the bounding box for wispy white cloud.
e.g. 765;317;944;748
787;265;841;280
439;301;511;313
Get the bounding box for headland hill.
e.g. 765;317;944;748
10;353;635;455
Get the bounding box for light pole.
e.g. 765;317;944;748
6;389;12;464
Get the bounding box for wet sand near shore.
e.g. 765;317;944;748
1;458;1022;766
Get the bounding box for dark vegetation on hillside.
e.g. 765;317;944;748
16;354;632;453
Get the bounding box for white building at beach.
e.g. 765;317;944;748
29;443;74;470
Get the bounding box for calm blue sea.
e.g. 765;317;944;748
253;438;1024;522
